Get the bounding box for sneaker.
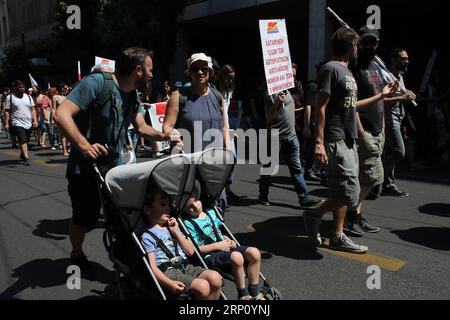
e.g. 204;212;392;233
381;187;409;197
70;254;94;278
51;146;56;150
303;209;322;247
305;170;322;182
359;215;380;233
23;158;31;166
252;293;266;300
239;294;253;301
329;234;368;254
343;211;365;237
258;196;271;206
300;196;324;209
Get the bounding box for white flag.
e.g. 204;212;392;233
29;73;39;88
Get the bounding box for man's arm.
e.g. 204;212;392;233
132;112;169;141
357;82;399;111
4;110;9;130
384;90;416;106
30;106;38;128
303;104;312;138
53;99;108;160
315;92;329;165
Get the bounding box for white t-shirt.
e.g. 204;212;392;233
5;94;35;129
223;90;233;126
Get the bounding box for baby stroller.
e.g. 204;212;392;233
176;148;283;300
94;152;222;300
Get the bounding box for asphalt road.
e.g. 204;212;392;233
1;135;449;300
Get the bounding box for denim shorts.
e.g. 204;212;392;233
205;246;249;269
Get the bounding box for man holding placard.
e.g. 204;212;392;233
258;19;322;209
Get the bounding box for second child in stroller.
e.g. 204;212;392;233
183;190;265;301
140;190;223;300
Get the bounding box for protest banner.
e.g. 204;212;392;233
93;56;116;72
148;102;170;152
259;19;295;95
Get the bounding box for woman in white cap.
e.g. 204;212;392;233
163;53;230;154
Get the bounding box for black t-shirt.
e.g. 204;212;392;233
355;60;384;135
317;61;358;142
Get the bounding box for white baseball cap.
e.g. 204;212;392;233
186;53;213;71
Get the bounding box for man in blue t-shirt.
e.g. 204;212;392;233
54;47;181;277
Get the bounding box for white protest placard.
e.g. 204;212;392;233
93;56;116;72
148;102;170;152
259;19;295;95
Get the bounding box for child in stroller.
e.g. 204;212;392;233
140;189;223;300
182;183;265;300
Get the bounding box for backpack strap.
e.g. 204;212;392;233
204;210;222;242
144;230;179;260
186;217;216;245
94;72;115;108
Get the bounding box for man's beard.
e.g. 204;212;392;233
136;69;150;91
349;52;358;71
398;65;408;75
358;48;376;67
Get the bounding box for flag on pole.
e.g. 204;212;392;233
78;61;81;81
29;73;39;88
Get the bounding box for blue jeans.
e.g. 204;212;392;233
383;124;405;190
259;135;310;203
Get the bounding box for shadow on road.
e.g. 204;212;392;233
32;218;105;241
0;258;115;300
391;227;450;251
32;218;72;240
0;159;21;167
418;203;450;217
233;216;332;260
34;152;64;157
46;159;68;164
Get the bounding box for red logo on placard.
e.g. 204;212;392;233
267;22;279;33
155;103;167;116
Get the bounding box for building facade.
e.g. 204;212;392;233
0;0;56;59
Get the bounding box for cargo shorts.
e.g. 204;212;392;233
358;131;385;187
326;140;360;207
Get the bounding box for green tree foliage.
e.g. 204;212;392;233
53;0;186;81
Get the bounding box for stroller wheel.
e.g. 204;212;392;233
264;287;283;300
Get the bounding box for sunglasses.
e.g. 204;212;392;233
191;66;210;74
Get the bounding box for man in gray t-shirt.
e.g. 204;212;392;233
303;27;368;254
258;89;322;209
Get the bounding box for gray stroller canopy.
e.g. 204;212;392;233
191;148;235;199
104;148;235;211
105;154;192;211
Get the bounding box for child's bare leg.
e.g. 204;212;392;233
244;247;261;285
189;278;210;300
195;270;222;300
230;252;246;290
